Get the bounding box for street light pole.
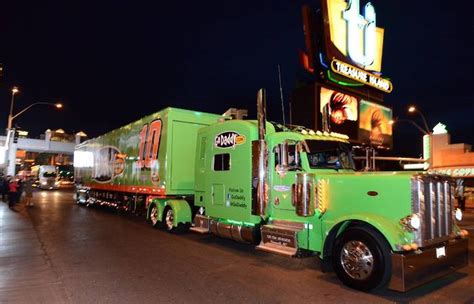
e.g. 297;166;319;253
389;119;429;135
4;99;63;176
408;106;431;134
8;87;19;130
391;114;433;170
10;102;63;122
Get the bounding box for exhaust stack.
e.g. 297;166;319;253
252;89;268;217
257;89;267;141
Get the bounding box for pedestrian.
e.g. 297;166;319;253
455;178;466;211
0;174;7;202
23;175;35;207
3;175;12;202
17;175;24;204
8;178;19;208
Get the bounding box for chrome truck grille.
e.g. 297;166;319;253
411;174;455;247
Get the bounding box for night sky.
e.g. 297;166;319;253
1;0;473;157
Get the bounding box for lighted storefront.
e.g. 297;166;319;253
430;132;474;208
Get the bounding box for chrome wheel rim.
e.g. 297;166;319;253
340;240;374;280
165;208;174;230
150;206;159;226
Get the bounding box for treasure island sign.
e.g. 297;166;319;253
293;0;394;148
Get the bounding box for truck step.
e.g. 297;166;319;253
191;214;210;234
256;242;298;257
190;226;210;234
257;223;304;257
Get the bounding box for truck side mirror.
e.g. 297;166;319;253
293;144;300;167
275;142;289;176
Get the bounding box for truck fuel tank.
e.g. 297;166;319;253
202;217;260;244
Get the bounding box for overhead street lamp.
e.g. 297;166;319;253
8;102;63;129
408;105;431;134
389;119;429;135
4;96;63;175
390;109;433;170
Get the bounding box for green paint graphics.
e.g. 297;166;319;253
228;187;247;208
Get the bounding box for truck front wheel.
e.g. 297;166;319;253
332;226;391;292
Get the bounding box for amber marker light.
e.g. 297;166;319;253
55;103;63;109
408;106;416;113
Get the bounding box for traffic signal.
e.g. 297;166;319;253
13;130;19;143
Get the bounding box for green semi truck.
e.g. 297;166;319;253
75;89;468;292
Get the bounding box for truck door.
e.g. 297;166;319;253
211;153;229;206
212;184;225;205
205;129;255;223
271;142;302;211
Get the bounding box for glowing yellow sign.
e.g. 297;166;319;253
326;0;384;72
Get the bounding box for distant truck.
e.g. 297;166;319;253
31;165;60;190
74;91;469;292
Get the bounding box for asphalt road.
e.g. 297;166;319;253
8;190;474;303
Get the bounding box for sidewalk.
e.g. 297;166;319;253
0;201;69;303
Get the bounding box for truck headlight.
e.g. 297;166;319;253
455;208;463;221
409;214;421;230
400;214;421;231
41;181;47;185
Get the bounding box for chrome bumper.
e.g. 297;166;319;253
389;237;468;292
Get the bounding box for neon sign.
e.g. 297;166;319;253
331;59;393;93
343;0;376;67
326;0;385;72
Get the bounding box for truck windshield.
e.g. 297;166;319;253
305;140;355;170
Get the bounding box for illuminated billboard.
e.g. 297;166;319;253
358;100;393;148
320;87;358;139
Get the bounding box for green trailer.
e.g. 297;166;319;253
75;91;469;292
74;107;222;215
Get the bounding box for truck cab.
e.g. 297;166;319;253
193;116;468;292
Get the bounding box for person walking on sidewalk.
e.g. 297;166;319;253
17;175;24;203
0;174;8;202
8;178;19;208
456;178;466;211
23;175;35;207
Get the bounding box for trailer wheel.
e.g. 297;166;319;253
149;204;160;228
161;206;175;232
332;226;391;292
76;191;87;206
74;192;81;205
